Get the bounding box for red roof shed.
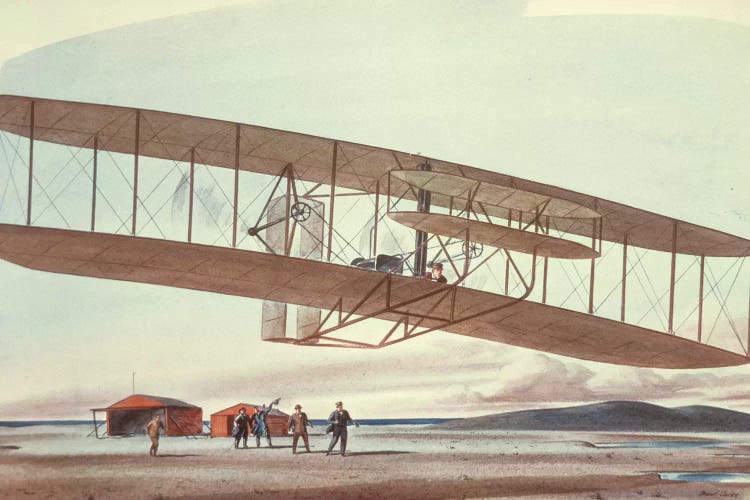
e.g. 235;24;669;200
91;394;203;436
210;403;289;438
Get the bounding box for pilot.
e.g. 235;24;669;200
423;262;447;283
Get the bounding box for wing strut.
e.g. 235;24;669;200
413;162;432;277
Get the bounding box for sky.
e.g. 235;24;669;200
0;0;748;420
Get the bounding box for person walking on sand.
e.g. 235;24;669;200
288;404;313;454
232;407;252;449
252;398;280;448
145;414;164;456
326;401;359;457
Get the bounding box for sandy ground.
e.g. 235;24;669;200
2;425;750;499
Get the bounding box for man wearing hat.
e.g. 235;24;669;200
423;261;447;283
232;407;252;449
252;397;280;447
326;401;359;457
287;404;313;454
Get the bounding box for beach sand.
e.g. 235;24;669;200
2;425;750;499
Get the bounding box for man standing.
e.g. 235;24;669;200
326;401;359;457
233;407;252;449
288;404;313;454
252;397;280;448
144;414;164;456
423;262;447;283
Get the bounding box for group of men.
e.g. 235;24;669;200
144;400;359;457
232;397;281;449
142;263;443;457
233;400;359;456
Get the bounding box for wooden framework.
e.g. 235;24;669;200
0;95;748;369
0;95;747;256
0;224;747;368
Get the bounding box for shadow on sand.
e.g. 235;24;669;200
153;454;200;458
316;450;412;456
230;445;294;450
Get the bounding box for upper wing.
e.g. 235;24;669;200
0;95;747;257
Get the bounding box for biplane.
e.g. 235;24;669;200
0;95;748;369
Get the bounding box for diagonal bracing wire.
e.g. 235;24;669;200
546;217;593;310
704;257;746;351
103;149;165;238
32;155;94;224
674;257;746;350
28;131;96;224
235;175;286;248
9;142;75;228
593;242;651;316
632;253;697;330
0;131;28;219
629;249;668;331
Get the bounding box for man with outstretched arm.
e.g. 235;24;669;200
326;401;359;457
252;397;280;447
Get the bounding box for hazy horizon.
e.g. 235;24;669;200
0;1;748;421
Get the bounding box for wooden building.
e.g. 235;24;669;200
91;394;203;437
210;403;290;438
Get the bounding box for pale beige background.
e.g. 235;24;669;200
0;0;747;420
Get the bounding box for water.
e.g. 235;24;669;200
0;421;100;428
309;418;456;427
659;472;750;483
594;441;723;449
0;418;457;428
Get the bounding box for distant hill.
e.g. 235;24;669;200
432;401;750;432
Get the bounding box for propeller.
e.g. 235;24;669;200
247;201;312;236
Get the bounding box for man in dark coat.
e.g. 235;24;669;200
326;401;359;457
233;407;252;449
423;262;447;283
252;398;280;447
288;403;313;454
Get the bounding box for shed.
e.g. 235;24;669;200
91;394;203;437
210;403;290;438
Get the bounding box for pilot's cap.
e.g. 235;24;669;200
335;401;343;406
431;262;443;270
294;404;302;409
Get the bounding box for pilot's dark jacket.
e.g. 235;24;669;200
423;272;447;283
